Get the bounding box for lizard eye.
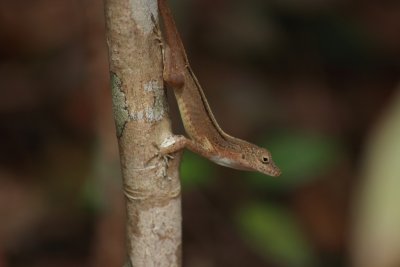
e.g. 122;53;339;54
261;156;270;164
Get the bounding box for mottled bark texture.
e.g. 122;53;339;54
104;0;182;266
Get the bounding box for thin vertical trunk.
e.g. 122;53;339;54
104;0;182;266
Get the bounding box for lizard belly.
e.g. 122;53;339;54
210;156;251;171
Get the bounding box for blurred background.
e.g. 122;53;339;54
1;0;400;266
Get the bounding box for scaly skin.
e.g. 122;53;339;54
158;0;281;177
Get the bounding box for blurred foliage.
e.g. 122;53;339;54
246;131;342;192
180;151;215;190
81;143;114;213
352;88;400;267
236;202;315;267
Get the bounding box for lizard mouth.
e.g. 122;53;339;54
270;168;281;177
267;163;281;177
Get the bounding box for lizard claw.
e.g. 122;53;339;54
146;136;187;179
146;141;174;179
147;142;169;163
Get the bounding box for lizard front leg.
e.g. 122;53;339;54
159;135;209;157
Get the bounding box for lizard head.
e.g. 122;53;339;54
210;142;281;177
239;144;281;177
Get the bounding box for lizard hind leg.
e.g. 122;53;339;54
162;46;185;89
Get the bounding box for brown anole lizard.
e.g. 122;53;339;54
157;0;281;177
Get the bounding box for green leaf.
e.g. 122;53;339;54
247;131;341;191
180;151;215;190
236;202;316;267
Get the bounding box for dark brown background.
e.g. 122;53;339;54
0;0;399;266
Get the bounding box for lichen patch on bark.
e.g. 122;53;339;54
111;72;129;137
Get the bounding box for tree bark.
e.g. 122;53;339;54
104;0;182;266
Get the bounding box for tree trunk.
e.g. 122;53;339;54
104;0;182;266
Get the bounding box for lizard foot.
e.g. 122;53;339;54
146;135;186;179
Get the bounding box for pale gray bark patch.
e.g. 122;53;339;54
130;80;166;122
129;0;158;34
111;72;129;137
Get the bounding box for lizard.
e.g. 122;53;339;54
156;0;281;177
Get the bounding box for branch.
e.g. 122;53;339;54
104;0;182;266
